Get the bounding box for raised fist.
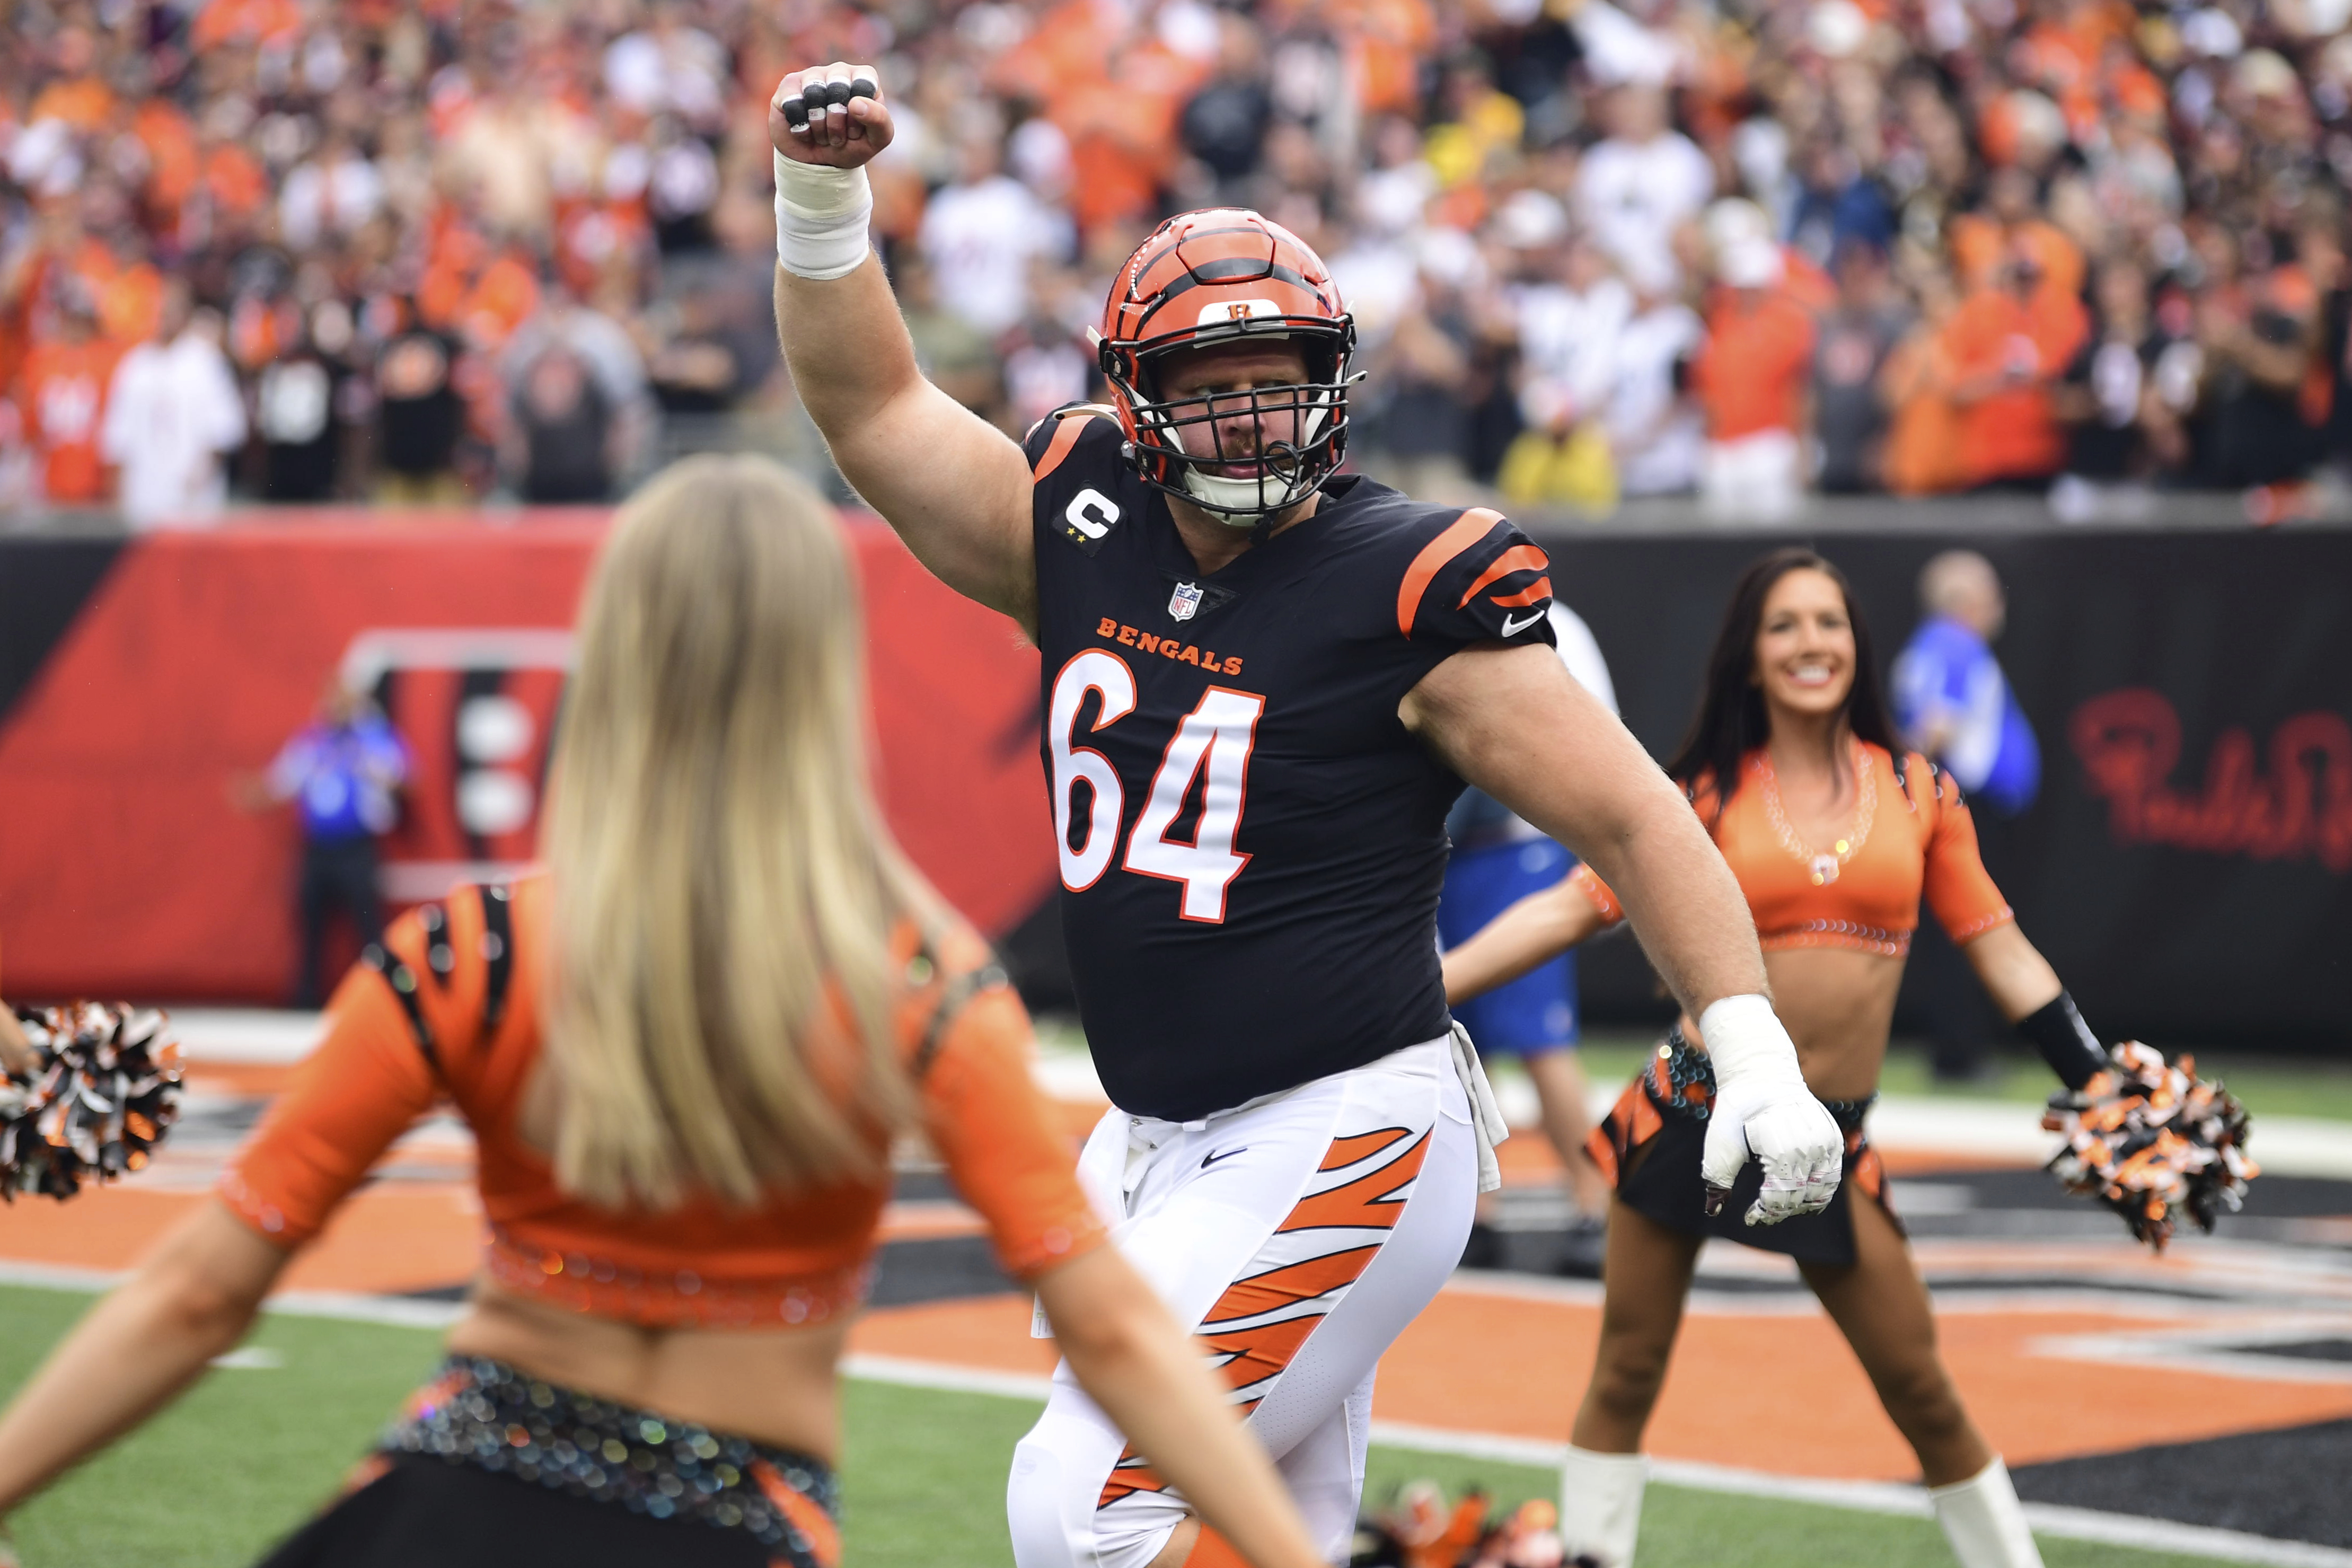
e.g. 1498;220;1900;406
770;61;893;169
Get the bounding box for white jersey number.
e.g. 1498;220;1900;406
1048;650;1137;891
1047;653;1264;921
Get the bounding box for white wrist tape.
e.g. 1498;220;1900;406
1698;993;1804;1088
774;150;873;281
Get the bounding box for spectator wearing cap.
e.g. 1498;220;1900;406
99;280;246;527
1691;238;1815;521
1943;240;2088;490
1498;199;1629;513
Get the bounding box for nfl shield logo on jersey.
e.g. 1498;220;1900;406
1168;582;1204;622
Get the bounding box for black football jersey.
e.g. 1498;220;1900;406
1022;407;1561;1120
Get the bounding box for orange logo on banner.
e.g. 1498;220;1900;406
2071;689;2352;873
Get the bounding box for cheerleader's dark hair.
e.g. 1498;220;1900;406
1663;549;1902;811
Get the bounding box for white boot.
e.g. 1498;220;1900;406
1558;1445;1646;1567
1929;1457;2045;1568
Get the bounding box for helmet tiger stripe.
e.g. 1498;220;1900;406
1095;209;1357;527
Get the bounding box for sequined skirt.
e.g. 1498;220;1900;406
1584;1028;1898;1265
257;1356;839;1568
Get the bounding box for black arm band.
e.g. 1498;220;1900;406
2017;991;2108;1090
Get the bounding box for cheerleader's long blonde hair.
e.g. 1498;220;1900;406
542;454;921;1210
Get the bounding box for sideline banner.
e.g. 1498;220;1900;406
0;517;1053;1000
1543;527;2351;1049
3;518;2345;1047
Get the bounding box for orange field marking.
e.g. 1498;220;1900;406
0;1182;483;1296
851;1294;1058;1376
180;1063;300;1097
845;1278;2352;1482
0;1184;984;1289
11;1097;2343;1490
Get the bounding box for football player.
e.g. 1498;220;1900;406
769;64;1843;1568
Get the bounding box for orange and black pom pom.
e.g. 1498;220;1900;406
1;1002;183;1202
2041;1041;2256;1251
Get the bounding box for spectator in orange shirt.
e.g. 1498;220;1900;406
200;133;271;230
1944;243;2090;488
15;290;119;504
1054;49;1186;243
1692;240;1817;522
25;26;113;132
1947;168;2084;303
1881;266;1970;497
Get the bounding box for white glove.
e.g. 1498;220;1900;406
1697;994;1843;1226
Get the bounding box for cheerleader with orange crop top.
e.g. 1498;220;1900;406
1440;549;2222;1568
0;458;1331;1568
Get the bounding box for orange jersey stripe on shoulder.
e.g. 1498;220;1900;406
1396;508;1502;637
1030;411;1097;482
1455;543;1549;609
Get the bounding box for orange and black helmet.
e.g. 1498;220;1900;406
1096;209;1356;525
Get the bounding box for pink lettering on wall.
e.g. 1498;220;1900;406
2070;689;2352;873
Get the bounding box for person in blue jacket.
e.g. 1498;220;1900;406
1892;550;2039;1081
1892;551;2039;816
239;677;412;1007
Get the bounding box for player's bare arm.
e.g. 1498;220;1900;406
768;63;1036;629
1403;642;1766;1018
1403;641;1842;1222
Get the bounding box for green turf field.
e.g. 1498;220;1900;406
0;1284;2244;1567
1046;1016;2352;1125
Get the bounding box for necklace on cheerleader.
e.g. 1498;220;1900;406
1757;741;1874;886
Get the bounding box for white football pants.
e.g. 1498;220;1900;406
1007;1037;1478;1568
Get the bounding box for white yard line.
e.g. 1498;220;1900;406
1;1264;2340;1566
849;1359;2352;1568
168;1014;2352;1179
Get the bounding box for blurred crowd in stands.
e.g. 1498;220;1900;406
3;0;2351;523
